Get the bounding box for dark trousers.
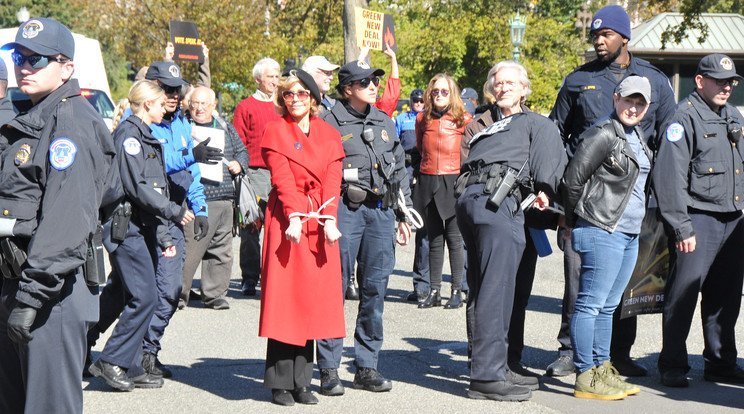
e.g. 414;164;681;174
507;227;538;365
412;226;430;293
264;339;313;390
100;222;158;378
457;185;524;381
556;227;637;358
658;211;744;373
426;203;465;291
143;222;185;356
317;201;396;370
0;271;96;414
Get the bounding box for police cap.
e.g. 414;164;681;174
2;17;74;59
145;62;188;87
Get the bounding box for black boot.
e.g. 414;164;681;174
444;289;463;309
418;289;441;308
346;273;359;300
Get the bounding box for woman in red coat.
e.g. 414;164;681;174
258;69;346;406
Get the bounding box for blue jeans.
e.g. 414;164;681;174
570;224;638;373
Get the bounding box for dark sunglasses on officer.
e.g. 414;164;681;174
353;76;380;88
11;51;69;69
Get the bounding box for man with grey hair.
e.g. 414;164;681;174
182;86;249;310
458;60;567;400
232;57;281;296
464;61;555;379
302;55;340;111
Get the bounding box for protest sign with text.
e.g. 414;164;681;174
355;8;397;52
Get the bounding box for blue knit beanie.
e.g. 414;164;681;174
590;5;631;40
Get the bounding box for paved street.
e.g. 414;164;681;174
84;230;744;413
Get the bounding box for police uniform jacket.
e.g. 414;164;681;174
653;90;744;242
562;116;652;233
0;79;113;309
320;100;412;217
114;115;184;228
395;110;419;152
550;53;676;155
461;110;567;203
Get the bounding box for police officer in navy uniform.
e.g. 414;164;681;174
0;17;116;413
654;54;744;387
395;88;430;301
548;4;676;377
457;60;566;401
88;80;194;391
316;60;412;396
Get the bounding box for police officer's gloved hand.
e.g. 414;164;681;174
192;137;223;164
7;304;36;344
193;215;209;241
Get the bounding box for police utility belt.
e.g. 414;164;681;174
343;183;399;210
456;163;523;209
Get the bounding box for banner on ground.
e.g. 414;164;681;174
170;20;204;63
355;8;398;52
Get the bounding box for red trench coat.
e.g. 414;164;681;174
258;114;346;346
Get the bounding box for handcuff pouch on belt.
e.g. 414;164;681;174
343;184;368;209
83;225;106;286
0;238;26;280
381;173;401;211
110;200;132;243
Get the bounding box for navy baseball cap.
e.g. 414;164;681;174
461;87;478;100
2;17;75;59
337;61;385;86
145;62;188;87
696;54;743;80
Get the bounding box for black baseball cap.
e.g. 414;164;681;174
1;17;75;59
145;61;188;87
337;61;385;86
696;54;743;80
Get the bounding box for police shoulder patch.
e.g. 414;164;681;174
123;137;142;155
666;123;684;143
49;138;77;170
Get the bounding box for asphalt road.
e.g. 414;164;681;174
83;230;744;413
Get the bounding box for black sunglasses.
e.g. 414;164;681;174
353;76;380;88
161;84;181;95
11;51;69;69
411;98;424;104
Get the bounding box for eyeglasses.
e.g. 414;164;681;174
494;80;519;91
11;51;69;69
706;77;739;87
411;99;424;104
431;89;450;97
353;77;380;88
161;85;181;95
282;90;311;101
190;100;211;108
318;69;333;77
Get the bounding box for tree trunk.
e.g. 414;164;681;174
343;0;369;63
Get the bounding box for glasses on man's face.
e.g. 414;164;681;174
318;69;333;77
161;85;181;95
353;77;380;88
411;99;424;104
431;89;450;97
11;51;69;69
494;80;519;91
190;101;211;108
282;90;311;101
707;77;739;88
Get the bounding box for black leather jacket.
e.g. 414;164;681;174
562;117;652;233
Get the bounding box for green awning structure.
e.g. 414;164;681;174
630;13;744;56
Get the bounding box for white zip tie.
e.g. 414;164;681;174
288;195;336;226
398;189;424;229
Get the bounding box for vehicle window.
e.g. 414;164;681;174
8;87;114;120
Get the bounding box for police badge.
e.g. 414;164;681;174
14;144;31;166
381;130;389;142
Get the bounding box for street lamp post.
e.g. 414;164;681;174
509;11;527;63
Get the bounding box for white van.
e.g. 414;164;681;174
0;28;115;128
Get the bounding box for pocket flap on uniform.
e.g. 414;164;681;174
692;160;725;175
0;198;38;220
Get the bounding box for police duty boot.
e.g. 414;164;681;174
546;355;575;376
468;379;532;401
130;373;164;389
418;289;441;308
611;355;648;377
345;275;359;300
443;289;464;309
319;368;345;396
574;366;627;400
89;359;134;392
598;361;640;395
142;352;172;378
353;367;393;392
506;369;539;390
